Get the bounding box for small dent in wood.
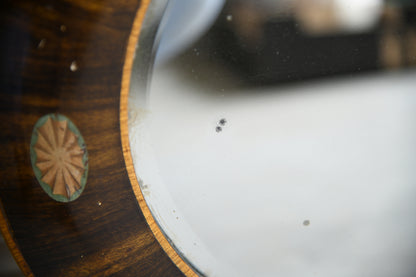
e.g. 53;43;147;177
37;39;46;49
60;25;67;32
70;61;78;72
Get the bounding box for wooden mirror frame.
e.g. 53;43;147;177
0;0;196;275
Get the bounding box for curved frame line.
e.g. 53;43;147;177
0;201;33;277
119;1;198;276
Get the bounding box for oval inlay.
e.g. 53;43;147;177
30;114;88;202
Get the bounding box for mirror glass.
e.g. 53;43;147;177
128;0;416;276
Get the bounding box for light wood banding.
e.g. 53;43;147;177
119;1;199;276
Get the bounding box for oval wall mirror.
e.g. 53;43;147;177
128;0;416;276
1;0;416;276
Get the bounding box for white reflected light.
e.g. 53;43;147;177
334;0;383;32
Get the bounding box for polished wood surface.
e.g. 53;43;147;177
119;4;199;276
0;1;186;276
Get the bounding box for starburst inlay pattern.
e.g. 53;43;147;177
31;114;88;202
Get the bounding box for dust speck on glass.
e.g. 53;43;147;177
128;0;416;276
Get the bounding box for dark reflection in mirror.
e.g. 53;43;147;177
162;0;416;88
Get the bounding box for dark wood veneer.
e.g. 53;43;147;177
0;1;185;276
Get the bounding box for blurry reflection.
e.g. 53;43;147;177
129;1;416;276
156;0;416;85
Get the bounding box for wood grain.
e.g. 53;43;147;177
0;0;187;276
119;1;199;276
0;201;33;276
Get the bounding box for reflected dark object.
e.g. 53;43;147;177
215;18;379;84
178;1;416;86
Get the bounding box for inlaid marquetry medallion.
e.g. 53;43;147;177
30;114;88;202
